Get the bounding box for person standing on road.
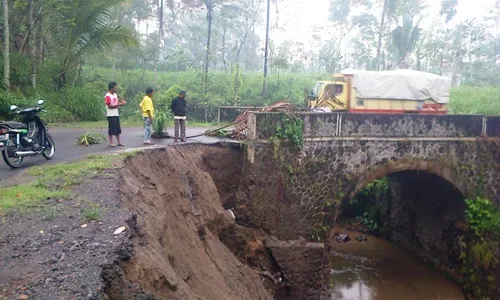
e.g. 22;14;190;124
171;90;187;142
105;81;126;147
139;87;155;145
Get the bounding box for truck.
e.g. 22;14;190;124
307;69;452;114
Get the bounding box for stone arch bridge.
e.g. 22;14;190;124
236;112;500;240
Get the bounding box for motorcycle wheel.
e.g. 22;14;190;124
42;133;56;160
2;140;24;168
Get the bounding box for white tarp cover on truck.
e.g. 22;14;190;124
344;69;452;104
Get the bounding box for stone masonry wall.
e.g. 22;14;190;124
237;139;500;240
254;113;500;139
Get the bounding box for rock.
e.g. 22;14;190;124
113;226;126;235
17;295;29;299
48;257;58;265
355;235;367;242
226;209;235;220
335;233;350;243
87;242;101;250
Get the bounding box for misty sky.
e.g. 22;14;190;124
271;0;497;45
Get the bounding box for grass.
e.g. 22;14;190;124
449;86;500;115
28;154;118;186
0;184;69;212
41;205;63;221
0;153;123;213
83;203;103;221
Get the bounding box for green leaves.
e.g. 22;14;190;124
76;132;105;146
49;0;138;88
153;111;173;135
465;197;500;236
274;113;303;150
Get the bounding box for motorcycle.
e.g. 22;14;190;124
0;99;56;168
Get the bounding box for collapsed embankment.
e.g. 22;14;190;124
105;144;328;300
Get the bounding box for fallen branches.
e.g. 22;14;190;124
206;101;295;140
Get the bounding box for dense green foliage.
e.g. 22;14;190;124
2;68;500;124
350;177;390;235
449;87;500;115
460;197;500;297
273;113;304;150
465;197;500;236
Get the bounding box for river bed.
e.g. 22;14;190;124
321;230;466;300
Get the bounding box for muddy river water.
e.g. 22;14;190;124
320;230;466;300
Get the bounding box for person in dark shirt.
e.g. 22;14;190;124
170;90;187;142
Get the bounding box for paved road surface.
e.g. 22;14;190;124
0;126;228;181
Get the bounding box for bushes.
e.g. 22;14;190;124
86;68;323;107
465;197;500;235
45;84;105;122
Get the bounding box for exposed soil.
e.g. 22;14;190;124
114;145;273;299
0;143;329;300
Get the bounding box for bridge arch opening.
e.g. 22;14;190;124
339;169;467;270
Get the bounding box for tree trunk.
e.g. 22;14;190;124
262;0;271;97
112;57;117;78
203;0;213;101
376;0;389;71
37;7;44;65
3;0;10;90
222;21;227;71
159;0;164;39
29;0;37;88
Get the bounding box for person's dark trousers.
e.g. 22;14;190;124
174;118;186;141
107;116;121;136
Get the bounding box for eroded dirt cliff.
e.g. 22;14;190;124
114;145;273;300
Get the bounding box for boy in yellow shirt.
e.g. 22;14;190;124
139;87;155;145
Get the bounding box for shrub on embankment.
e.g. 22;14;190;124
460;197;500;298
1;68;500;123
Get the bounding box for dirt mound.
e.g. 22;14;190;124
114;145;273;300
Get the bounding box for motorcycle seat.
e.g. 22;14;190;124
0;121;28;130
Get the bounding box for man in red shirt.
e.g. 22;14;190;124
104;81;126;147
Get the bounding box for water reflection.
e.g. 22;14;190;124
321;230;465;300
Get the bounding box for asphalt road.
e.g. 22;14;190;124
0;126;228;181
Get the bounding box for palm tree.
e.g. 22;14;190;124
376;0;398;70
391;13;422;67
49;0;138;89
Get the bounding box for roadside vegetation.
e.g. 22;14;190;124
2;69;499;130
0;153;128;213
